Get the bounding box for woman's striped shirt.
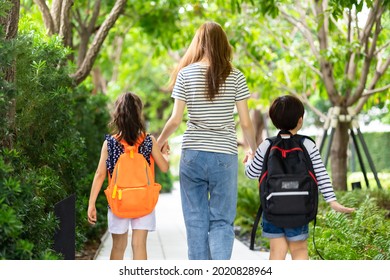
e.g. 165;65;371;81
245;137;336;202
171;63;250;155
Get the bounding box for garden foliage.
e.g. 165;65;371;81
0;22;109;259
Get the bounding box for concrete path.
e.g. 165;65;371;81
94;182;271;260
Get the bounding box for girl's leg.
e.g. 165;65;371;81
288;240;309;260
269;237;289;260
131;229;148;260
110;232;128;260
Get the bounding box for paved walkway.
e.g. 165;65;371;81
94;182;271;260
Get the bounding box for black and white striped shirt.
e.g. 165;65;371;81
172;63;250;155
245;137;336;202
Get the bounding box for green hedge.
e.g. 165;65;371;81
0;22;109;259
350;132;390;173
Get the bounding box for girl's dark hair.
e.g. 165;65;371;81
269;95;304;131
110;92;145;145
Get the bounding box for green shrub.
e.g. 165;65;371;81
0;18;110;259
310;190;390;260
156;168;174;193
0;149;61;259
350;132;390;173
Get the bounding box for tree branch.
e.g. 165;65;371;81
344;9;353;76
330;14;347;39
279;8;320;60
374;40;390;56
348;5;383;106
51;0;62;33
88;0;101;33
359;0;379;43
362;84;390;96
59;0;73;47
344;8;356;99
70;0;127;85
73;8;84;34
33;0;55;35
355;55;390;113
314;0;338;104
261;25;323;78
244;46;327;120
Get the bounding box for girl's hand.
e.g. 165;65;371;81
87;205;97;225
329;201;355;213
161;142;170;155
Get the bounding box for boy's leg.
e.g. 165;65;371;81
131;229;148;260
269;237;289;260
110;232;128;260
288;240;309;260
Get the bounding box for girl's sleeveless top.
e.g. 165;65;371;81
105;134;153;177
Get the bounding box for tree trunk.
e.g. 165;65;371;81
250;109;264;146
330;120;350;191
0;0;20;149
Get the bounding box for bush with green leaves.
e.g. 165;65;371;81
309;190;390;260
0;149;62;259
0;18;110;259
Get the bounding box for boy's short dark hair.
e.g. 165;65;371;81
269;95;304;130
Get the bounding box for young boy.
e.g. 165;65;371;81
244;95;355;260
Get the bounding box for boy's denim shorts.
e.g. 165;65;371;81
262;216;309;241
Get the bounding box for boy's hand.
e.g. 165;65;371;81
329;201;355;213
243;150;254;163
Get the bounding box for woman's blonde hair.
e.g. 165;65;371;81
169;21;232;100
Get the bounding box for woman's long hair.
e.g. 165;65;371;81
169;21;233;100
109;92;146;145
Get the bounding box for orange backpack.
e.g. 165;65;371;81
104;134;161;218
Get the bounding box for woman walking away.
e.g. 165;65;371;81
157;21;257;260
87;92;169;260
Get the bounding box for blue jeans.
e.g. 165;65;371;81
179;149;238;260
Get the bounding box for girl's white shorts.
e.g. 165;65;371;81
107;208;156;234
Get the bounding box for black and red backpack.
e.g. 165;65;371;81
250;130;319;250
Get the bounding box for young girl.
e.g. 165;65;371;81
245;95;354;260
87;92;169;260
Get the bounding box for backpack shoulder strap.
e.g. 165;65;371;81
259;136;276;174
295;134;315;145
293;134;316;173
249;136;275;251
